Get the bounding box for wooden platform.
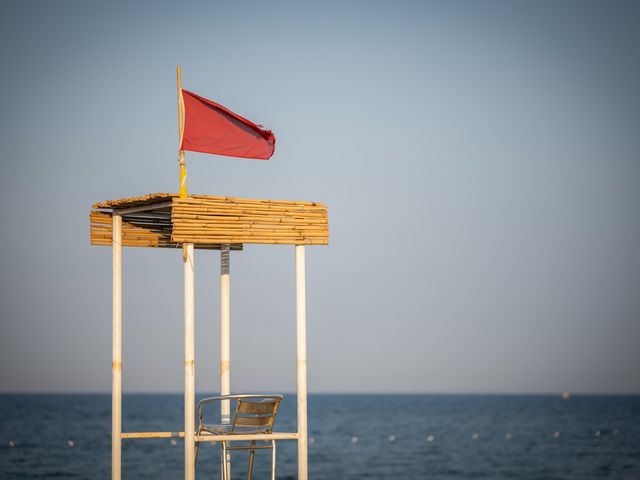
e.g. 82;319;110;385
90;193;329;248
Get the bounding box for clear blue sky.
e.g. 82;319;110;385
1;0;639;394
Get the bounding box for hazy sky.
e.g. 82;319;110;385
1;0;639;394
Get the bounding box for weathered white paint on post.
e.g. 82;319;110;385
220;245;231;423
295;245;308;480
111;213;122;480
220;245;232;477
183;243;195;480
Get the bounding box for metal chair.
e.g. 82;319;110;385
195;394;283;480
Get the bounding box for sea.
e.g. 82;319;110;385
1;394;639;479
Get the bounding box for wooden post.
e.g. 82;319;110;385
220;245;231;420
220;244;231;475
184;243;196;480
177;65;187;198
111;213;122;480
220;245;231;423
295;245;308;480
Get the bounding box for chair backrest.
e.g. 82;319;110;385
230;397;282;434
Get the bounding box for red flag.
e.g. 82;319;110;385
180;89;275;160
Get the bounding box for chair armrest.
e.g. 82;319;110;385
197;396;224;423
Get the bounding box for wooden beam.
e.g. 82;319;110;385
120;431;299;442
122;431;185;439
196;432;299;442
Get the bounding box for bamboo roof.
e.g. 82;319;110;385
90;193;329;249
93;192;176;209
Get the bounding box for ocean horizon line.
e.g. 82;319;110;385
2;391;639;396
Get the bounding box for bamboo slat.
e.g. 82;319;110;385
182;195;319;207
173;214;326;225
176;205;323;215
172;224;328;232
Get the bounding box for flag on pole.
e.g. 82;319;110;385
180;89;275;160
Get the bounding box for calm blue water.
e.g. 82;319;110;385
1;394;639;479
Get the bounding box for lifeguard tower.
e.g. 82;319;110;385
89;67;329;479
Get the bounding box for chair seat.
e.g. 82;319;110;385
201;423;232;435
201;424;269;435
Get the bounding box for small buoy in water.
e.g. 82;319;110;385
309;437;315;444
8;440;15;448
426;435;435;443
67;440;75;447
505;433;512;440
553;431;560;438
595;430;601;437
350;436;358;444
472;433;479;440
388;435;396;443
170;439;178;446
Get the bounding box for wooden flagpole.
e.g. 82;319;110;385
177;65;187;198
178;65;196;480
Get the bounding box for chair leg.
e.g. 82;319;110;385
247;440;257;480
271;440;276;480
194;427;201;465
219;443;223;480
221;441;228;480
